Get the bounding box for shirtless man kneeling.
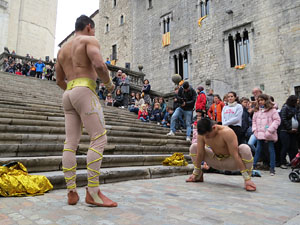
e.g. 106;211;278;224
56;15;117;206
186;118;256;191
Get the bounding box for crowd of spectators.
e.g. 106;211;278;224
99;71;300;176
1;54;55;81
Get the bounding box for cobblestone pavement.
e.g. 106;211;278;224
0;168;299;225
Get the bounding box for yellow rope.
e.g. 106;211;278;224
87;148;103;187
242;157;254;163
63;148;76;153
62;164;77;189
91;130;107;141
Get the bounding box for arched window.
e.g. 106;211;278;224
106;24;109;33
148;0;152;8
113;0;117;7
120;15;124;25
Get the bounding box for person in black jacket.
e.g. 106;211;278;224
167;81;197;142
279;95;300;168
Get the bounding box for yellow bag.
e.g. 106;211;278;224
0;162;53;197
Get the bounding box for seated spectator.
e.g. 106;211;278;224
138;104;149;122
145;101;152;116
159;97;167;119
98;83;107;100
21;62;30;76
112;70;122;89
1;59;9;72
105;57;111;64
29;64;36;77
129;92;144;114
150;103;162;124
162;107;174;128
15;69;22;75
129;92;136;108
113;89;124;107
105;93;114;106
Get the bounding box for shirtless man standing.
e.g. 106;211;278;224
186;118;256;191
55;15;117;206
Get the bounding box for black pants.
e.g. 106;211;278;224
229;125;243;145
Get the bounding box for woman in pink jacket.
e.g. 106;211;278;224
252;94;281;175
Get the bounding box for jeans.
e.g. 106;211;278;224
254;140;275;169
170;107;193;137
248;134;257;154
140;116;149;122
280;130;298;164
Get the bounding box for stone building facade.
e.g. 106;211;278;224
59;0;300;106
0;0;58;59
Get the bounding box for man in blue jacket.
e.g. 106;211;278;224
167;81;196;141
34;59;45;79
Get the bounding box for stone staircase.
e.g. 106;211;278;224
0;72;192;189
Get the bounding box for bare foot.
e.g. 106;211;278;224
68;190;79;205
201;162;210;170
244;180;256;191
85;188;118;207
186;173;203;182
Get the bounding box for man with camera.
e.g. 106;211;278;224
167;81;197;141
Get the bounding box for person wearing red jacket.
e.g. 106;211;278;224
195;86;206;113
138;104;149;122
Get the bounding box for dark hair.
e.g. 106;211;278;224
144;79;149;84
197;118;215;135
254;94;274;112
286;95;298;107
213;94;221;101
182;81;189;89
75;15;95;31
240;97;249;103
228;91;239;102
270;96;275;102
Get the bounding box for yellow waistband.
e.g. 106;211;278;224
66;78;97;94
214;154;231;161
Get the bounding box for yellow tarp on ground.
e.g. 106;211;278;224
0;162;53;197
162;153;188;166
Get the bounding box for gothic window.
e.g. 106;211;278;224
105;24;109;33
113;0;117;8
163;18;170;34
200;0;209;17
120;15;124;25
112;44;117;60
172;49;190;80
228;29;251;67
148;0;152;9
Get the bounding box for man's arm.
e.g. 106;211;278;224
195;135;206;170
224;130;246;171
55;51;67;90
86;37;114;92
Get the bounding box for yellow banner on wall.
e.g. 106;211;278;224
162;32;171;47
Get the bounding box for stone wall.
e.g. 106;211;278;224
98;0;133;69
130;0;300;106
0;0;57;59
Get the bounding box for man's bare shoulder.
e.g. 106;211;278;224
219;126;236;140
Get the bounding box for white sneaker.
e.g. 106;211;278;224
167;131;175;136
157;122;160;125
186;137;191;142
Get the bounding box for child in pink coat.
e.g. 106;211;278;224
252;94;281;175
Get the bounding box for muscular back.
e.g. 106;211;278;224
57;35;98;82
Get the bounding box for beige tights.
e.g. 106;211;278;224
62;87;107;194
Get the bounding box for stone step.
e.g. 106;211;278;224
0;154;191;172
0;133;190;147
0;117;175;132
0;144;189;157
0;124;185;139
31;165;193;189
